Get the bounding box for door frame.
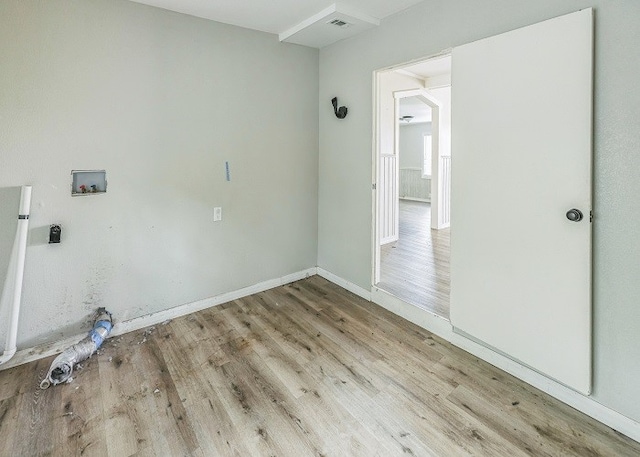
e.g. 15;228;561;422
372;52;450;286
393;89;443;229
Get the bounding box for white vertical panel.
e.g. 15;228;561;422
380;155;398;244
400;168;430;201
450;9;593;393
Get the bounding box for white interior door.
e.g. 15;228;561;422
450;9;593;393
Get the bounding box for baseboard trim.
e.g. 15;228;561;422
0;267;318;371
399;197;430;203
370;285;640;443
0;334;88;372
112;267;317;337
317;267;371;301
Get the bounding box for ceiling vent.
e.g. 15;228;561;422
327;18;352;28
280;4;380;48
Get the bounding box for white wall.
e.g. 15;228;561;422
399;123;430;169
378;72;424;155
0;0;319;348
429;86;451;160
318;0;640;422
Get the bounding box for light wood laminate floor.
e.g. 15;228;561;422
1;276;638;456
378;200;450;317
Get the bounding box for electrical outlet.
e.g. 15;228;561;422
213;207;222;221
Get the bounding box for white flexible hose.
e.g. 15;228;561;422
0;186;32;365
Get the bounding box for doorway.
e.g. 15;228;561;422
371;10;593;394
373;55;452;318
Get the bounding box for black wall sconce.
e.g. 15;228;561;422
49;224;61;244
331;97;348;119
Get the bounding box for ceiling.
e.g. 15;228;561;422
400;97;432;125
128;0;425;48
398;56;451;125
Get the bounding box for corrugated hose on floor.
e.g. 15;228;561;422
40;308;113;389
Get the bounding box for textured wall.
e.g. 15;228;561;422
0;0;319;348
318;0;640;421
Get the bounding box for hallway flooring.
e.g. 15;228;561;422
377;200;450;317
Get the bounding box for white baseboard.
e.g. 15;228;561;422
0;333;87;371
0;267;318;371
317;267;371;301
112;267;317;336
371;287;451;335
399;197;430;203
370;285;640;443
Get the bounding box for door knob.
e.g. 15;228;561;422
566;209;583;222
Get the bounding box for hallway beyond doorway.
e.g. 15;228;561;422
377;200;450;317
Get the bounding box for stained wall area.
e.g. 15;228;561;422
0;0;319;348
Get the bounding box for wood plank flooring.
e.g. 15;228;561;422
378;200;450;317
1;276;638;456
